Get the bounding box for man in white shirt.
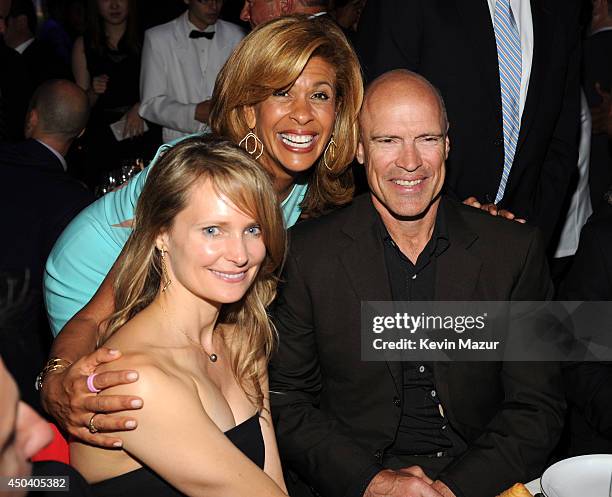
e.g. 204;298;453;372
139;0;244;143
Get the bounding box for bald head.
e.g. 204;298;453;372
360;70;448;135
240;0;328;27
27;80;90;142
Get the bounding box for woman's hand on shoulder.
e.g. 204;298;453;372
41;347;143;448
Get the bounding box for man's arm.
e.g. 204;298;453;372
138;30;203;134
437;229;565;497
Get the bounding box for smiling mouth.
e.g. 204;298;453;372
280;133;316;149
210;269;247;282
393;179;424;187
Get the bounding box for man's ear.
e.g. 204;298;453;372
444;135;450;159
356;141;365;165
24;109;38;138
243;105;257;130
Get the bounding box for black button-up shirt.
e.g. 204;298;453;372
379;203;466;457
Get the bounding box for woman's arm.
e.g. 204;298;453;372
260;367;287;492
102;359;288;497
42;260;144;448
72;36;107;106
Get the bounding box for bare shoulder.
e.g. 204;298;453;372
98;353;179;398
97;312;186;399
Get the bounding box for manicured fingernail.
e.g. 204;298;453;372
113;441;123;447
131;399;143;408
109;349;120;355
126;372;138;381
125;420;136;429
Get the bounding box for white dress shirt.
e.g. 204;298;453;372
554;90;593;258
486;0;533;120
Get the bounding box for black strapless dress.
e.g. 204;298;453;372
91;414;264;497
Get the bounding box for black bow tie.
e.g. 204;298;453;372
189;30;214;40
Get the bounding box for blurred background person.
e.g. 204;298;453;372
72;0;159;188
39;0;87;69
2;0;71;89
0;79;93;414
239;0;329;28
330;0;366;41
138;0;243;144
0;0;30;142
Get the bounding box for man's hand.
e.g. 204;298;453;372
122;103;145;139
195;99;212;124
40;348;143;448
431;480;457;497
92;74;109;95
364;467;444;497
591;83;612;137
463;197;526;223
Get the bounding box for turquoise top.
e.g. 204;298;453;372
44;137;307;336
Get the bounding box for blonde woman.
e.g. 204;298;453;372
69;135;288;496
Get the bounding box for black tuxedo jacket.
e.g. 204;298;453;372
355;0;581;245
0;139;94;281
270;195;565;497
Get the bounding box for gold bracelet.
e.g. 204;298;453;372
35;357;72;391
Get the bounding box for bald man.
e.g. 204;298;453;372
0;79;94;412
269;70;564;497
239;0;328;27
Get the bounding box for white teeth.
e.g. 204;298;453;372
280;133;315;148
211;270;245;280
394;179;423;186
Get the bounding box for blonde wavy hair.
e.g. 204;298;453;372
210;14;364;219
100;136;286;410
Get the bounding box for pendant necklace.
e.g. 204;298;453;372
159;300;218;362
177;327;218;363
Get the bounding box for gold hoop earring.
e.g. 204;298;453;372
323;136;337;171
160;248;171;292
239;129;264;160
